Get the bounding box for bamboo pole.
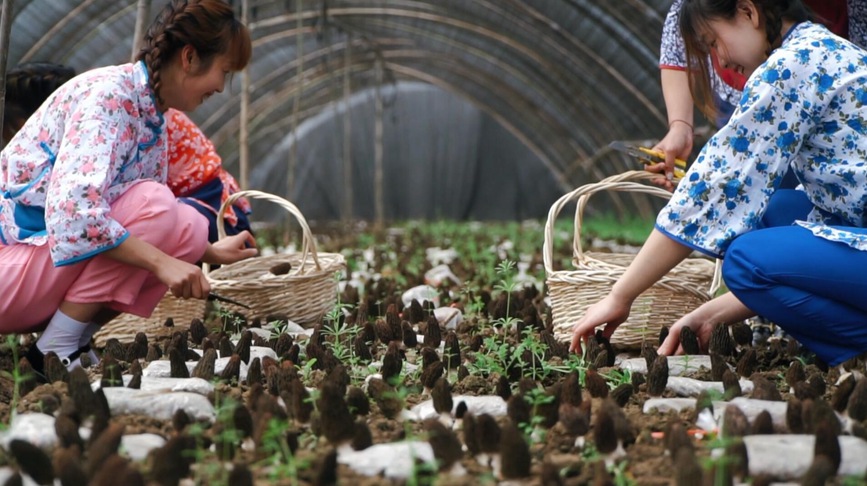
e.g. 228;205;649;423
0;0;15;148
288;0;303;198
130;0;151;62
373;56;383;225
239;0;249;189
341;32;352;221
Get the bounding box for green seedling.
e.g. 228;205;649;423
518;387;556;445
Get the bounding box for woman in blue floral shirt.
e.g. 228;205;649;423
573;0;867;366
652;0;865;189
0;0;257;374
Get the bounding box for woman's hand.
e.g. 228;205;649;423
648;125;693;192
569;293;632;353
153;258;211;299
657;292;756;355
105;234;211;299
203;230;258;265
656;311;715;356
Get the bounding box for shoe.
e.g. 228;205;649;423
24;344;93;382
23;345;48;382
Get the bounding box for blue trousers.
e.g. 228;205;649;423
722;190;867;366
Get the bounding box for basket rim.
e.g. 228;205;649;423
207;189;324;277
207;252;345;287
542;171;721;295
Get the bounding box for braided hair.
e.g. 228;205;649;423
136;0;251;106
679;0;811;120
3;62;76;145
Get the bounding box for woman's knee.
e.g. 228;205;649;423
112;181;179;230
173;203;210;262
722;234;763;293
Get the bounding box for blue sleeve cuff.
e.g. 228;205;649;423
53;230;131;267
654;223;723;260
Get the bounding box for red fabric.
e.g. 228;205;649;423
165;109;251;225
712;52;747;90
805;0;849;39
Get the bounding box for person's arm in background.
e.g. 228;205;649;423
653;68;694;191
652;0;694;191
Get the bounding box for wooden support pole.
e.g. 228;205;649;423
0;0;16;148
239;0;249;189
130;0;151;62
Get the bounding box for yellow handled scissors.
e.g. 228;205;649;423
609;141;688;181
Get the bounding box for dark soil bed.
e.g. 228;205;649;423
1;220;865;486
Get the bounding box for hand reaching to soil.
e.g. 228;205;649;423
656;312;715;356
203;230;258;265
569;294;632;353
657;292;756;356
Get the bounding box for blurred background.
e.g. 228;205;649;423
1;0;691;223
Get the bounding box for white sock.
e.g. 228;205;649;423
78;322;101;366
37;310;88;370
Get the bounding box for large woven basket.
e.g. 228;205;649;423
545;171;721;350
203;190;345;325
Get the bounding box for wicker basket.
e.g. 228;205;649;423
544;170;721;350
203;190;345;325
94;288;206;346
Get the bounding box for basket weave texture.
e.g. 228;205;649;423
96;190;344;345
94;294;205;346
544;171;720;350
204;190;345;324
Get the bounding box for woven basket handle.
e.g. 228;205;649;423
543;170;722;293
203;190;321;277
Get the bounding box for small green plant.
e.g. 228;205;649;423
184;420;230;486
0;334;26;425
459;283;486;317
701;433;743;486
515;327;550;382
213;304;244;337
545;347;590;385
601;368;633;389
518;387;555;445
492;260;520;330
258;417;309;485
840;476;867;486
299;357;318;384
608;460;637;486
267;319;290;340
466;334;516;377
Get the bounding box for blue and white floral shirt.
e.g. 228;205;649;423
657;22;867;258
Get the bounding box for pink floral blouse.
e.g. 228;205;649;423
0;61;167;266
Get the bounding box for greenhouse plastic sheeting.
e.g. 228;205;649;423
4;0;681;221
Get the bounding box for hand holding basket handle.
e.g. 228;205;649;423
202;230;258;267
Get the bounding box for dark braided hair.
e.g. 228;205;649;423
679;0;811;120
3;62;76;145
136;0;251;106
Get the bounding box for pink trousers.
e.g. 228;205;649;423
0;181;209;333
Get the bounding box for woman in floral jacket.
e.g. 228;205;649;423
572;0;867;367
0;0;257;373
